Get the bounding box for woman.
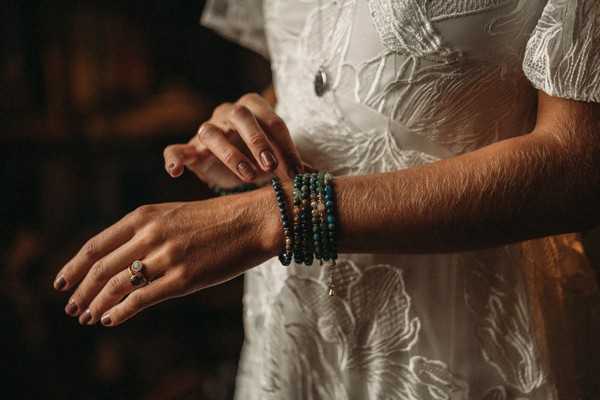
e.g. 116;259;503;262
54;0;600;398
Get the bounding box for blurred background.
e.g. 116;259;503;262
2;0;270;399
2;1;600;399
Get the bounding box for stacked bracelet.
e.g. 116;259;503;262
270;171;338;295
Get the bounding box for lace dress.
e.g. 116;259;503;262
201;1;600;399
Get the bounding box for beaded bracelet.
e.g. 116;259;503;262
212;183;258;196
323;172;338;262
315;172;329;261
292;175;305;264
271;177;293;265
301;174;314;266
309;173;322;265
273;171;338;295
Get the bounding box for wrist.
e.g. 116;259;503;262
243;180;294;259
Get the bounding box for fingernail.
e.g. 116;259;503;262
54;276;66;290
167;162;178;177
65;301;79;316
237;161;256;180
260;151;277;170
79;309;92;325
101;314;112;326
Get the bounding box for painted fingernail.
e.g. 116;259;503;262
167;162;179;177
260;150;277;170
65;301;79;316
54;276;66;290
79;309;92;325
237;161;256;180
101;314;112;326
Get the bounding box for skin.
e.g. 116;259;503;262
53;90;600;327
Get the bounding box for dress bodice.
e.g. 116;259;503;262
263;0;550;175
200;1;600;399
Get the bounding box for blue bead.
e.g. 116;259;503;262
327;215;335;224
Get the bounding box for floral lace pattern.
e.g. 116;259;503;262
523;0;600;102
200;0;600;398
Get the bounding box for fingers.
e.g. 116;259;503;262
65;236;147;321
81;254;166;326
54;218;135;291
227;103;279;173
163;144;203;178
163;94;302;183
196;122;259;182
238;93;304;176
99;271;183;327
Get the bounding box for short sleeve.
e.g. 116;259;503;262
523;0;600;103
200;0;269;59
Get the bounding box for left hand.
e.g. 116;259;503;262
53;188;280;326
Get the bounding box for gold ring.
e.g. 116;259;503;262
129;260;148;287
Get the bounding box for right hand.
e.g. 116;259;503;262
163;92;305;188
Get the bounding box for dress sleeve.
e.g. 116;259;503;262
200;0;269;59
523;0;600;103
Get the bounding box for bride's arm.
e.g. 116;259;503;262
262;92;600;255
53;92;598;327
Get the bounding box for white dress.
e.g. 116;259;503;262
201;1;600;399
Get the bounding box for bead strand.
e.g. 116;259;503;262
309;173;323;265
292;174;306;264
323;172;338;262
271;177;293;265
212;182;258;196
300;174;314;266
315;172;330;261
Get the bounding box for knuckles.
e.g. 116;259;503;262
90;259;108;282
197;122;221;141
212;102;233;118
171;267;194;292
82;239;99;261
134;204;157;219
127;291;146;309
221;149;238;165
138;221;164;248
238;92;260;104
160;241;184;266
264;116;287;135
107;275;123;296
230;104;252;120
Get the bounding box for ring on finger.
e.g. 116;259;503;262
129;260;149;287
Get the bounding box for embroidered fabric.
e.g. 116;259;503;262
200;1;600;399
523;0;600;103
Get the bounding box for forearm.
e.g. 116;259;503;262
331;131;599;254
261;128;598;256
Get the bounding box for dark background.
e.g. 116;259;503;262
2;1;600;399
2;1;270;399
